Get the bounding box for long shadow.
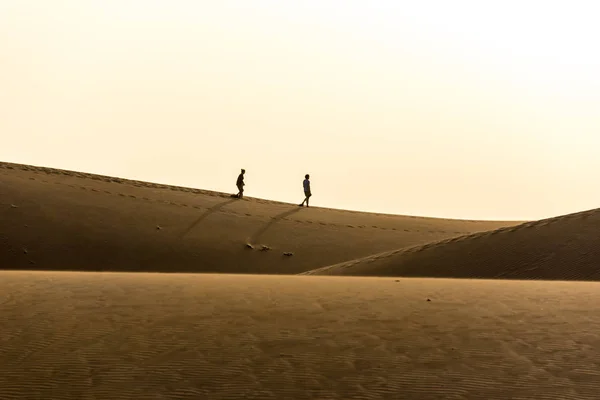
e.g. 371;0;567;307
180;198;239;238
249;207;303;244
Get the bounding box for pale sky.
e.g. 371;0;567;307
1;1;599;220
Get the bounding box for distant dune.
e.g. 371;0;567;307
303;208;600;280
0;162;518;274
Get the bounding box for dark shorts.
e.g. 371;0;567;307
304;191;311;198
237;184;244;192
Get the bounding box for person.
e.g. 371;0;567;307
236;169;245;198
299;174;311;207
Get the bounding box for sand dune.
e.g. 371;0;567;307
4;161;598;399
0;162;518;274
2;271;600;400
304;208;600;280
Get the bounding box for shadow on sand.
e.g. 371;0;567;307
180;198;239;238
249;207;303;244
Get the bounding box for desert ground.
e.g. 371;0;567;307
2;161;600;399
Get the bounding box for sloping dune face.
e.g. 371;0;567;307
2;271;600;400
304;208;600;280
0;162;517;274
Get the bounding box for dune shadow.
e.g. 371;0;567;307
180;198;239;238
249;207;303;244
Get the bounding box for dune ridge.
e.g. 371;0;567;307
303;207;600;280
0;161;519;274
0;162;513;221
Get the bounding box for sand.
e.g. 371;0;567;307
304;208;600;280
2;162;599;399
2;271;600;399
0;162;517;274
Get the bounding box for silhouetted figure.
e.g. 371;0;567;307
299;174;311;207
236;169;245;198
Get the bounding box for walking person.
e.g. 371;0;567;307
235;169;245;198
299;174;311;207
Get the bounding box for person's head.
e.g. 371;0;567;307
241;169;245;174
305;174;310;179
